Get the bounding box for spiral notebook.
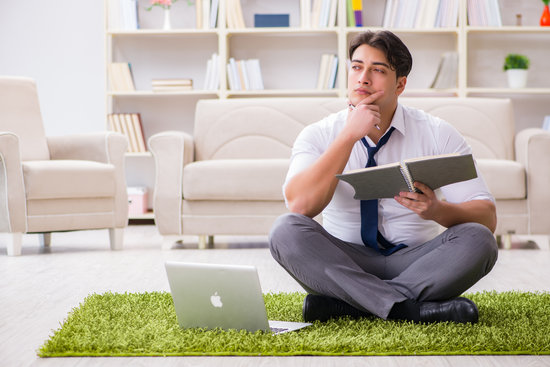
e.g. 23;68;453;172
336;153;477;200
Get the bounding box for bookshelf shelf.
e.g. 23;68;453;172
466;26;550;33
346;27;460;35
126;152;153;158
105;0;550;217
108;91;220;97
108;29;220;35
227;88;340;98
466;88;550;95
227;28;339;35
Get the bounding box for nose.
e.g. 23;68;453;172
358;70;370;85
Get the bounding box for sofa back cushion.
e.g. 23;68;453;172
0;77;50;161
400;97;514;160
194;98;343;161
194;97;514;161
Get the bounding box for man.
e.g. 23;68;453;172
269;30;498;324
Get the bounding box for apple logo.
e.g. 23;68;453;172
210;291;223;308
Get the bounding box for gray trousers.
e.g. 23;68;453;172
268;213;498;319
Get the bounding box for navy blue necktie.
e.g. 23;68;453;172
360;127;407;256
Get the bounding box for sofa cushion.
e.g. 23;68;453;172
476;159;525;200
23;160;116;200
183;159;288;201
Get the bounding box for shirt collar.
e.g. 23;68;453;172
390;103;406;136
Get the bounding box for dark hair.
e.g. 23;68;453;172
348;30;413;78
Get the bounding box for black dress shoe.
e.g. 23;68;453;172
419;297;479;324
302;294;372;322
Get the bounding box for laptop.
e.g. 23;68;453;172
165;261;311;334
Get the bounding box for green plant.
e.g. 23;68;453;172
503;53;530;71
543;0;549;7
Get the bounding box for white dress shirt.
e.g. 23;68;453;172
284;103;494;247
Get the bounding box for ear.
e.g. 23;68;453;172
396;76;407;96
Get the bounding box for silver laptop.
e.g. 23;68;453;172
165;261;311;334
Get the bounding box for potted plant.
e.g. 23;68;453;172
503;53;530;88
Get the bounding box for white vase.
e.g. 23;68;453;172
163;8;171;30
506;69;528;89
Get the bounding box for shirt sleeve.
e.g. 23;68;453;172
282;122;328;204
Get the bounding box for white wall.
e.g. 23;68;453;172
0;0;105;136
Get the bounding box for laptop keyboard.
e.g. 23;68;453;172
270;327;289;334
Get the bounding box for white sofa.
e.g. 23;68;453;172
148;97;550;248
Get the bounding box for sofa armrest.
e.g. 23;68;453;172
148;131;194;235
47;132;129;227
0;133;27;233
515;128;550;234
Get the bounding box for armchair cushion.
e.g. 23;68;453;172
183;159;288;201
22;160;116;200
476;159;525;200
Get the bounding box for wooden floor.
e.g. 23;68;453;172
1;224;549;367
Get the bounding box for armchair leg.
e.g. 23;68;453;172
162;235;184;250
198;235;214;249
7;233;23;256
39;233;51;247
109;228;124;251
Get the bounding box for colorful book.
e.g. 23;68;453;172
347;0;355;26
351;0;363;27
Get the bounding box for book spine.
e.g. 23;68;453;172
352;0;362;26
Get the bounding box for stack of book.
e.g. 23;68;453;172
196;0;220;29
316;54;338;90
107;113;147;153
152;79;193;92
467;0;502;26
107;0;139;30
382;0;460;28
108;63;136;92
301;0;338;28
203;53;220;90
226;58;264;91
226;0;246;28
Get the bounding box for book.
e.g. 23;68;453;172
108;0;139;30
108;62;135;92
351;0;363;27
336;153;477;200
327;0;338;27
347;0;356;26
107;113;147;153
300;0;312;28
430;51;458;89
196;0;203;28
130;113;147;152
210;0;219;28
123;113;140;152
254;14;290;27
246;59;264;90
152;78;193;92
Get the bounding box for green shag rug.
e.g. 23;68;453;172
38;291;550;357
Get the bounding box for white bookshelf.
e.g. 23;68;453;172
105;0;550;218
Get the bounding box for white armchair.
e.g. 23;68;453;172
0;76;128;256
